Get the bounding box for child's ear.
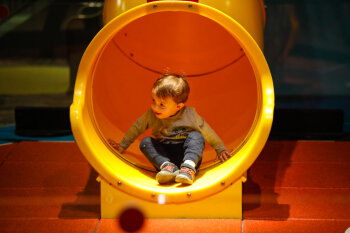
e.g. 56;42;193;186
177;102;185;110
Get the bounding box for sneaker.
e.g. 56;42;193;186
175;163;196;185
156;162;179;184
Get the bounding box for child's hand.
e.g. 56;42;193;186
107;139;125;154
216;149;233;162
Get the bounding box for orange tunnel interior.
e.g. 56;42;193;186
91;11;258;171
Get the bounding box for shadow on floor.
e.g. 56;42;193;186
59;167;101;219
243;141;296;220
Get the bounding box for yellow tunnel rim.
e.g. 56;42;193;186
71;1;274;203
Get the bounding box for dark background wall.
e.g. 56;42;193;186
0;0;349;139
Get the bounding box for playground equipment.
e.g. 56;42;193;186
70;0;274;218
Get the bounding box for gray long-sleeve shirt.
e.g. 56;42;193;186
120;106;226;155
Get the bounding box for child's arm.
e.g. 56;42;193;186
107;139;125;153
217;149;233;162
109;109;152;152
193;109;233;162
200;121;233;162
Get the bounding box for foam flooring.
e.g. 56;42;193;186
0;141;349;232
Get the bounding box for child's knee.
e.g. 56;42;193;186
187;131;204;144
139;137;153;150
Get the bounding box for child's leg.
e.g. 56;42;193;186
175;131;205;185
140;137;180;184
139;137;171;171
183;131;205;166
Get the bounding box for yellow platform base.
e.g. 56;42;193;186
99;176;245;219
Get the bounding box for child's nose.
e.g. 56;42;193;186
152;104;160;111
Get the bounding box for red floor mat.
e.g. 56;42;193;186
0;218;98;233
243;219;350;233
0;143;15;162
0;141;349;232
0;142;100;220
244;187;350;220
246;162;350;188
6;142;86;162
97;219;242;233
0;161;94;188
244;141;350;221
256;141;350;162
0;187;99;218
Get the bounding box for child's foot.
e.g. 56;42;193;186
175;163;196;185
156;162;179;184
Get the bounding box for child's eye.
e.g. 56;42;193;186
160;104;166;108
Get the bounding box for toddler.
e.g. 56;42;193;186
108;75;232;185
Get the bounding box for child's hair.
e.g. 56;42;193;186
152;74;190;104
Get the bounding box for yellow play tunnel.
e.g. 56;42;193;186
70;0;274;207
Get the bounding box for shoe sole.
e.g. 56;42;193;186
156;171;179;184
175;174;194;185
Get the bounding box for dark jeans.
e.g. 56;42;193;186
139;131;205;171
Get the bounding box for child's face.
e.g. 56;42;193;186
151;94;184;119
